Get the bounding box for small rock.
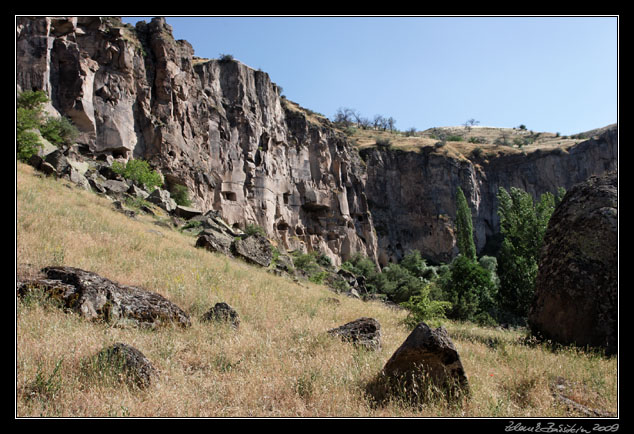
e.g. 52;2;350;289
202;302;240;329
39;161;57;176
195;230;234;257
175;205;203;219
91;343;157;389
327;317;381;351
147;188;177;212
103;179;130;195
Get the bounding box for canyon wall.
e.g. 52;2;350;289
16;16;378;266
16;16;617;267
361;128;617;265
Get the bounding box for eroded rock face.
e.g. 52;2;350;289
529;171;618;355
17;16;617;267
361;128;618;265
16;16;379;267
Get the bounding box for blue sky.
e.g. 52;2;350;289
122;16;618;136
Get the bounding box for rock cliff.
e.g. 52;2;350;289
361;127;617;264
16;16;378;266
16;16;617;267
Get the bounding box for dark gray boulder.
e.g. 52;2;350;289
231;234;273;267
17;266;191;329
367;322;469;403
327;317;382;351
202;302;240;329
90;343;158;389
529;171;618;355
195;229;235;257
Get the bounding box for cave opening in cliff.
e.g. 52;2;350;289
222;191;237;201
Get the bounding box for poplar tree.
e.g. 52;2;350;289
455;187;477;260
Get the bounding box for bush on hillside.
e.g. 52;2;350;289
111;159;163;192
16;89;79;161
169;184;192;207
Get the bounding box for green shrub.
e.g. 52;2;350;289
446;135;463;142
17;89;49;110
111;159;163;192
375;138;392;150
308;271;329;284
16;89;80;161
169;184;192;207
437;255;498;322
244;223;266;237
468;136;486;144
40;116;79;147
219;53;234;63
17;91;47;161
400;284;452;328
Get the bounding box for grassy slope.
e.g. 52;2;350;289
15;162;617;417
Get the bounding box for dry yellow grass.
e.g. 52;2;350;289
15;163;617;418
346;125;584;164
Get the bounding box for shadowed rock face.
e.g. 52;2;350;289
361;128;617;265
529;171;618;355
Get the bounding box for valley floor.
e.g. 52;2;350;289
15;163;617;418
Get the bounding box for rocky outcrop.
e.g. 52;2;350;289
16;16;378;267
529;171;618;355
17;266;191;329
361;127;617;265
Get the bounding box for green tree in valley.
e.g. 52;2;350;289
455;187;477;260
495;186;565;321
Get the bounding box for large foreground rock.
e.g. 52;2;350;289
367;322;469;403
529;171;618;355
17;266;191;329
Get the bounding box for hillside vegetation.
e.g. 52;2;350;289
16;162;616;417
